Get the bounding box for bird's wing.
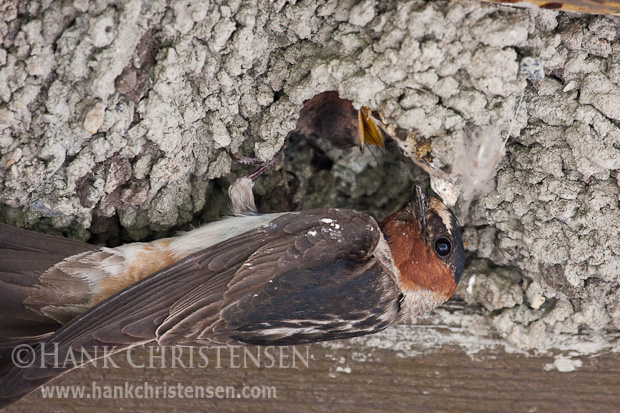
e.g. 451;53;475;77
158;209;401;346
0;209;401;407
0;223;96;256
0;223;97;337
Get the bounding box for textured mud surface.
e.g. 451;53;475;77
1;0;620;357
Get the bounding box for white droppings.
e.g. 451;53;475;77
335;366;352;374
545;357;583;372
466;274;476;295
321;218;334;223
563;80;578;93
531;296;546;309
308;230;317;236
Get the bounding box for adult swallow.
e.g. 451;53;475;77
0;179;464;407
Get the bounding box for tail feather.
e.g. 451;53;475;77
0;335;52;382
0;223;95;256
0;224;95;338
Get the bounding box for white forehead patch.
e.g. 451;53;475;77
428;198;453;235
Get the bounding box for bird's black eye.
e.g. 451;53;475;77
434;238;452;257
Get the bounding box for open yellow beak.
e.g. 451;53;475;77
357;107;386;153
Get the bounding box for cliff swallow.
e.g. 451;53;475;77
295;91;386;153
0;180;464;407
232;91;386;180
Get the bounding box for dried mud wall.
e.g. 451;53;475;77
1;0;620;355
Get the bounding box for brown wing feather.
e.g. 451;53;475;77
0;223;96;256
157;209;391;345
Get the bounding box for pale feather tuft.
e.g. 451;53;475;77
452;125;506;217
228;177;257;215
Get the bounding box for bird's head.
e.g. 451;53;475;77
380;186;465;317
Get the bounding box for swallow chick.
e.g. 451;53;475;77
295;91;386;153
232;91;386;180
0;181;464;407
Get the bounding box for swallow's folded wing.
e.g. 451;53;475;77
159;209;401;346
0;209;400;407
